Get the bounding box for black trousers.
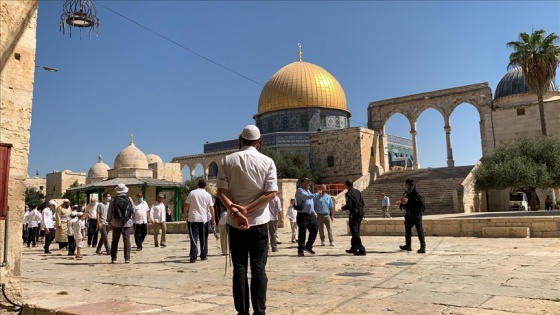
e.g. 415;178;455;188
87;219;99;247
229;224;268;315
134;223;147;249
404;213;426;247
348;215;366;253
44;228;55;252
67;235;76;255
296;212;318;253
27;227;37;246
111;226;131;261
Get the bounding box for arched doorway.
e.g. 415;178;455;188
450;103;482;166
384;113;414;170
207;161;218;180
416;108;446;167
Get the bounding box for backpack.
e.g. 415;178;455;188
407;190;426;213
112;195;132;223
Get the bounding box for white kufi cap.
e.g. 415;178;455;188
241;125;261;141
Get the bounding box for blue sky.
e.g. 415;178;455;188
30;1;560;179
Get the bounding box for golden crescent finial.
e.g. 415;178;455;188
298;43;302;61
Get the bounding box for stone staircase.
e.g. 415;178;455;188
348;166;475;218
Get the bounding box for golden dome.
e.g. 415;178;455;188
88;155;110;178
114;136;149;169
257;61;348;116
146;154;163;164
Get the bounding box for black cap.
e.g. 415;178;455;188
300;177;309;183
344;179;353;187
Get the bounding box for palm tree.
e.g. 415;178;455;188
507;29;560;136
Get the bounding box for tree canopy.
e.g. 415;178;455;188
61;180;87;206
507;29;560;135
25;187;43;207
262;148;320;184
474;136;560;209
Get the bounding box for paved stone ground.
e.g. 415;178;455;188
20;219;560;315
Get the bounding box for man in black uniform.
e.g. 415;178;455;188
341;179;366;256
397;178;426;253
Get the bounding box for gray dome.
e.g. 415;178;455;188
494;66;558;100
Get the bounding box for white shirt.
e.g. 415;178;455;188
28;209;42;228
85;202;98;219
72;219;85;239
23;211;29;225
268;196;282;221
150;202;166;223
286;206;297;223
134;201;149;224
382;196;390;207
186;189;213;223
41;208;54;229
67;217;78;236
217;146;278;227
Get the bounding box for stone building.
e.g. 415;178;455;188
45;169;86;201
0;0;38;309
68;137;183;220
24;176;46;198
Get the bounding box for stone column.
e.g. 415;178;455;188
444;116;454;167
190;168;196;180
379;128;389;172
410;122;420;169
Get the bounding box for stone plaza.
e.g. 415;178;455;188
21;219;560;315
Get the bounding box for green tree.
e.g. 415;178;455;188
262;148;320;184
474;136;560;210
61;180;87;206
25;187;43;207
507;29;560;136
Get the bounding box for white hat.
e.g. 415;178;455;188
115;183;129;194
70;211;78;217
72;205;79;209
77;212;84;216
48;200;57;206
63;199;70;203
241;125;261;141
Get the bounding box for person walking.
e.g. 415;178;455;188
95;193;111;255
267;195;282;252
183;180;214;262
216;125;278;315
85;197;99;248
397;178;426;254
341;179;366;256
286;199;298;243
133;192;149;250
26;204;41;248
151;194;167;248
42;200;56;254
381;192;392;218
55;199;72;250
107;183;134;263
315;184;335;247
295;177;321;257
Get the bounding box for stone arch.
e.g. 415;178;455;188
206;160;219;180
368;83;493;169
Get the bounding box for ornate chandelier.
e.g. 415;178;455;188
60;0;99;39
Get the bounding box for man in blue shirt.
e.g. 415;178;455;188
295;177;321;257
314;184;335;246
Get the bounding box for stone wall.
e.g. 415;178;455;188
359;214;560;238
277;179;297;228
0;0;38;308
24;176;45;192
310;127;375;184
491;94;560;146
45;170;86;201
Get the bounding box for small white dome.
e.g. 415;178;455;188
146;154;163;164
88;155;110;178
113;135;149;169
